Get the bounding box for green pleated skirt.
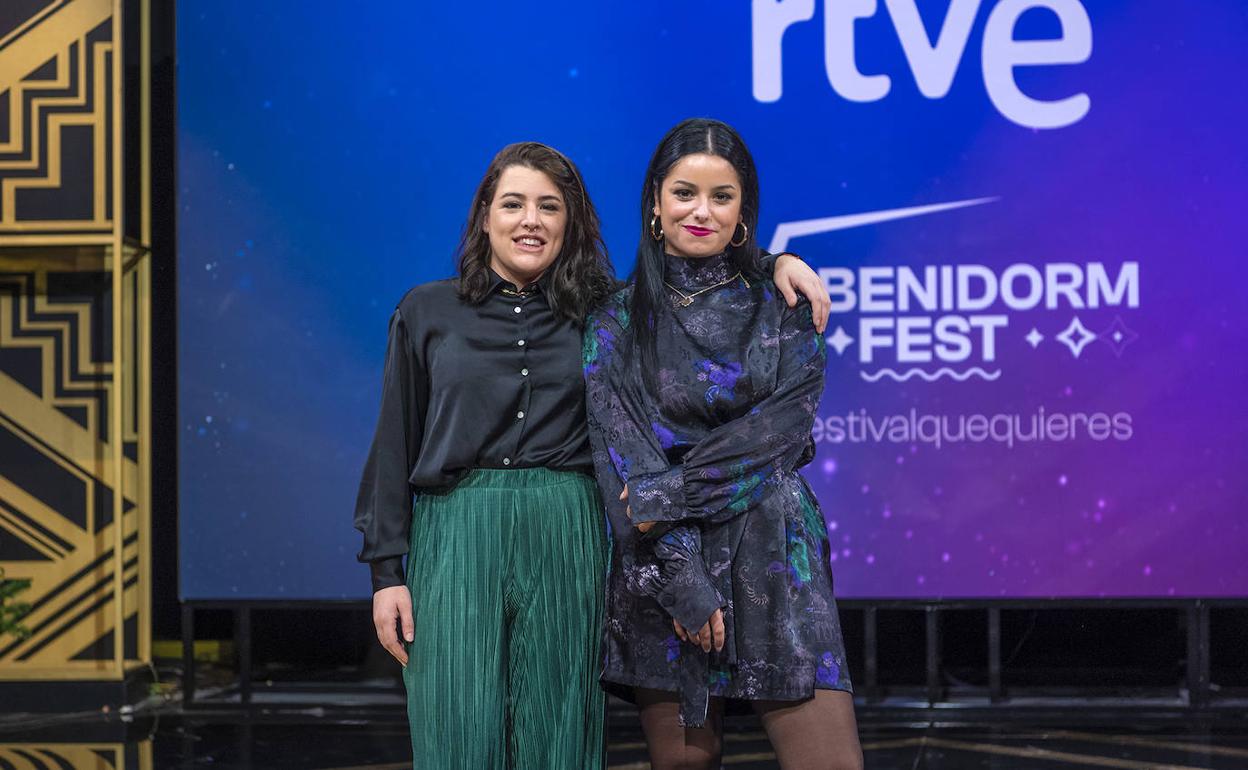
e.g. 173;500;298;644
403;467;607;770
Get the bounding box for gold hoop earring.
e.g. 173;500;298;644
731;221;749;247
650;215;664;241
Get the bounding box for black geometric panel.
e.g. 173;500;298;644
0;2;62;41
23;55;58;83
0;345;42;394
54;404;89;428
17;123;96;222
0;522;50;561
0;89;9;144
0;421;87;529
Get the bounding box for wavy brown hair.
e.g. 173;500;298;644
455;142;616;323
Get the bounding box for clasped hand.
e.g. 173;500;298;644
621;484;725;653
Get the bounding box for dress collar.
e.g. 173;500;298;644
663;251;734;290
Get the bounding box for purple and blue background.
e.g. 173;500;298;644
177;1;1248;600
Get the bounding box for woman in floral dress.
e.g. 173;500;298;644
583;119;863;770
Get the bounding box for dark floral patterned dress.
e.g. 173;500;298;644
582;251;852;727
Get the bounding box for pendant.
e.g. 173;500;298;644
673;296;692;308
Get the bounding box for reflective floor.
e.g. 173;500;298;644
5;700;1248;769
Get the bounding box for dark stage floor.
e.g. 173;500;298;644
5;699;1248;769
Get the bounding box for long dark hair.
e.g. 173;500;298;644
629;118;763;391
456;142;615;323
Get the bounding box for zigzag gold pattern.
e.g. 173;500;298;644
0;271;112;437
0;0;113;237
0;0;150;684
0;266;142;677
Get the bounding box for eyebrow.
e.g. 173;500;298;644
499;191;564;202
671;179;738;191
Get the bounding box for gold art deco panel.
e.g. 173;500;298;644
0;0;116;241
0;741;151;769
0;255;147;678
0;0;150;683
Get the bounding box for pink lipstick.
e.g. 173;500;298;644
683;225;713;237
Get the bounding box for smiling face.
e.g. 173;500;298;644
484;164;567;287
653;152;743;259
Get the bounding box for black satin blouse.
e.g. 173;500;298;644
353;271;593;590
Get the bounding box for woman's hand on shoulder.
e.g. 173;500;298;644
773;253;830;333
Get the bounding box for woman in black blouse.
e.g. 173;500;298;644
584;120;863;769
354;141;831;769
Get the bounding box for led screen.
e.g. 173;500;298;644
178;1;1248;599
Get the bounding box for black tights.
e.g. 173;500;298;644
635;688;863;770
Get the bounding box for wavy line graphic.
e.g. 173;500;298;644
860;367;1002;382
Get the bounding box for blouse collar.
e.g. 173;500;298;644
663;250;734;290
487;267;548;296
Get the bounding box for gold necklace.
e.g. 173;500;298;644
663;271;748;308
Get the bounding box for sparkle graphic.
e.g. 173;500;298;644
826;326;855;356
1098;315;1139;357
1025;327;1044;348
1055;316;1097;358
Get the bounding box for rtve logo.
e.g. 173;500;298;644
752;0;1093;129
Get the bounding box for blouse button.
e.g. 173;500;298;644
517;411;525;419
502;457;511;466
514;306;522;314
517;339;526;347
521;368;529;376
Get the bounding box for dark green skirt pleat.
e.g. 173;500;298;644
403;468;606;769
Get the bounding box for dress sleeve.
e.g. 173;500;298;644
583;306;724;631
757;249;802;277
628;298;825;526
757;250;778;275
354;308;426;592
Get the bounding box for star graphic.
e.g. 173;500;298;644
1055;316;1097;358
1025;328;1044;349
826;326;855;356
1098;315;1139;357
